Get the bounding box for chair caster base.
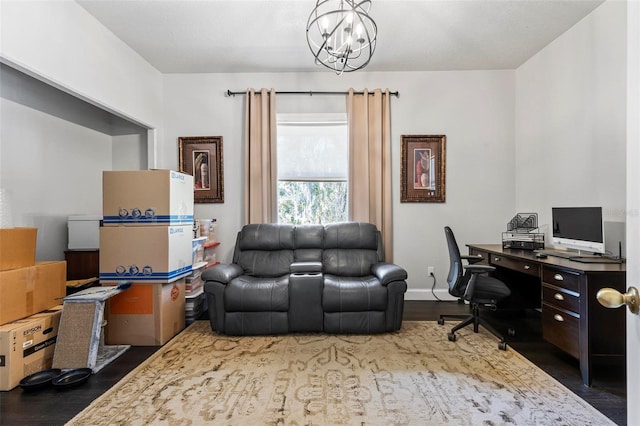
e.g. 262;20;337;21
448;333;457;342
438;318;445;325
498;341;507;351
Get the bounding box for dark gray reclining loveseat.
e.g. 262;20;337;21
202;222;408;335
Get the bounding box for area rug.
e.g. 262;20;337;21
67;321;614;426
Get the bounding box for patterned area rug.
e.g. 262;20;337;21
68;321;613;425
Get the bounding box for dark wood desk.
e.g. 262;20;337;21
467;244;626;386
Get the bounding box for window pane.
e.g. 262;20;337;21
278;181;347;225
277;123;347;180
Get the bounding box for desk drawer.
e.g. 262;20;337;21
542;284;579;313
542;268;581;293
467;248;489;264
542;303;580;359
490;255;540;277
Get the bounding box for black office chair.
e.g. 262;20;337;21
438;226;513;350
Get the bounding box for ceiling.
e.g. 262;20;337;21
77;0;605;74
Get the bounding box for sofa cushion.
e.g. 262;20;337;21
235;223;295;277
324;222;378;250
236;250;294;277
293;224;324;263
238;223;295;250
224;275;289;311
322;275;387;311
323;249;378;276
322;222;380;276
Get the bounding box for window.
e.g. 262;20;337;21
277;114;348;224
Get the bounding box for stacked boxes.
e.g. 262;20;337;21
104;280;186;346
0;306;63;391
102;170;194;226
0;227;38;271
101;170;194;346
0;228;66;390
100;226;192;283
0;262;67;325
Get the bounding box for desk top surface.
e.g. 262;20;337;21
468;244;626;273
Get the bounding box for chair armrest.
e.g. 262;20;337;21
461;254;484;264
463;264;495;274
201;263;244;284
458;265;495;300
290;261;323;273
372;263;408;286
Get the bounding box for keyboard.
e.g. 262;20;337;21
535;250;624;264
535;250;575;259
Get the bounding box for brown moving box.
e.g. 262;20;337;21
99;225;192;283
0;306;63;391
0;262;66;325
105;280;185;346
102;170;194;226
0;228;37;272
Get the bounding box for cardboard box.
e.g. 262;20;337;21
68;215;102;250
0;306;63;390
99;225;192;283
0;262;66;325
104;280;185;346
0;228;37;272
103;170;194;226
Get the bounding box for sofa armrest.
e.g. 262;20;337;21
372;262;408;286
201;263;244;284
290;261;323;273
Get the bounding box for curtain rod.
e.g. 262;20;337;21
225;89;399;98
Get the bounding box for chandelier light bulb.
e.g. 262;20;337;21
346;12;353;26
306;0;377;74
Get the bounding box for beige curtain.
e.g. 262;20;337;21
346;88;393;261
244;88;277;224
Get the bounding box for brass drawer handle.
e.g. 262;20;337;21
553;314;564;322
554;293;565;301
524;265;530;270
553;274;564;281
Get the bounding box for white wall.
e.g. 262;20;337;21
0;88;112;260
515;0;627;256
162;70;516;299
0;63;150;260
0;0;163;130
0;0;627;297
0;1;158;260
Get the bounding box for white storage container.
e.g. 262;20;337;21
68;215;102;250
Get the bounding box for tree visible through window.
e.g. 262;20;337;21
277;114;348;225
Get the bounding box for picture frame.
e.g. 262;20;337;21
178;136;224;203
400;134;446;203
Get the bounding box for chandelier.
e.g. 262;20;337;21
305;0;377;74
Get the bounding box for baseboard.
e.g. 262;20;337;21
405;289;457;301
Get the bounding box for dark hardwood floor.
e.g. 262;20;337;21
0;301;626;425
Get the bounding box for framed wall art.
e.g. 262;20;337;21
178;136;224;203
400;134;446;203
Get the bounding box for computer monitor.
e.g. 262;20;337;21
551;207;605;254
